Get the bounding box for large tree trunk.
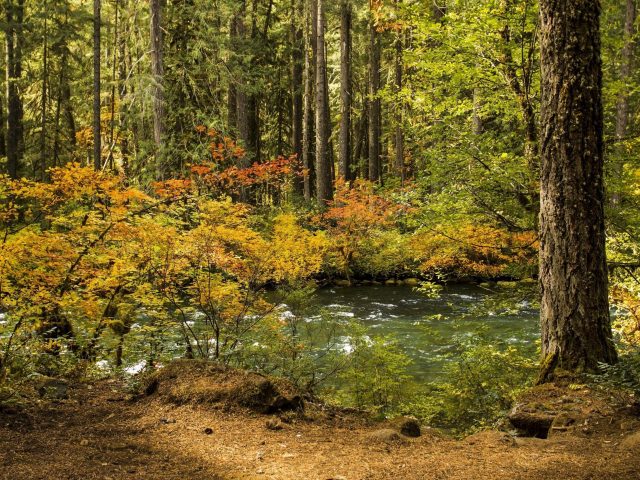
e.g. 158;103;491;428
235;1;259;167
538;0;617;381
150;0;165;176
228;9;240;134
5;0;24;179
314;0;332;203
368;12;381;183
291;0;304;194
393;7;404;183
339;0;351;181
93;0;101;170
39;3;48;180
612;0;636;205
302;0;315;200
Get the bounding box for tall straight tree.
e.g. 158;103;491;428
235;0;260;166
393;1;404;182
93;0;101;170
368;4;381;182
339;0;352;181
291;0;304;194
39;0;48;179
314;0;332;203
150;0;165;176
538;0;617;381
302;0;315;200
613;0;636;204
5;0;24;179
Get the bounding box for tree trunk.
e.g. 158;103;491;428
538;0;617;381
93;0;101;170
302;0;315;200
394;8;404;182
339;0;352;181
353;107;368;178
314;0;332;203
228;10;240;134
368;12;381;182
150;0;165;176
291;0;304;194
235;1;259;167
39;3;48;180
5;0;24;179
612;0;636;205
117;0;128;174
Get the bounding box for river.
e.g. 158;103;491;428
309;283;540;382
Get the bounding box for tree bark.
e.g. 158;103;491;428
302;0;315;200
93;0;101;170
235;1;259;166
150;0;165;176
368;10;381;182
291;0;304;195
228;9;240;133
5;0;24;179
612;0;636;205
538;0;617;381
39;3;48;180
314;0;332;203
339;0;352;181
394;6;404;182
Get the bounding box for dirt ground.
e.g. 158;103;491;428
1;377;640;480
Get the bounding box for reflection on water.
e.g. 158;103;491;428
309;284;539;383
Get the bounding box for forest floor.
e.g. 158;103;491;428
2;366;640;480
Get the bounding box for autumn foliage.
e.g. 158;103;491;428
0;157;538;377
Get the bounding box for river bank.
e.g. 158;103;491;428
1;367;639;480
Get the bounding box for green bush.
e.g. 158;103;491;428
333;332;414;415
403;336;537;435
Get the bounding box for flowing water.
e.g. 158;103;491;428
309;284;540;383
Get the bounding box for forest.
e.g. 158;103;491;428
0;0;640;478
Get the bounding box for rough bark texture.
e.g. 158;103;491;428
368;15;381;182
314;0;332;203
339;0;351;181
615;0;636;144
291;0;304;194
302;0;315;201
235;1;260;167
39;5;48;180
93;0;101;170
228;10;241;135
394;12;404;182
612;0;636;204
5;0;24;179
150;0;165;175
538;0;617;381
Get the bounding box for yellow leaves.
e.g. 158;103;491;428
266;214;329;283
410;224;538;278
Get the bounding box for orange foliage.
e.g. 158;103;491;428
410;225;538;278
315;179;402;279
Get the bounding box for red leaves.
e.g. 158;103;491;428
152;179;193;199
